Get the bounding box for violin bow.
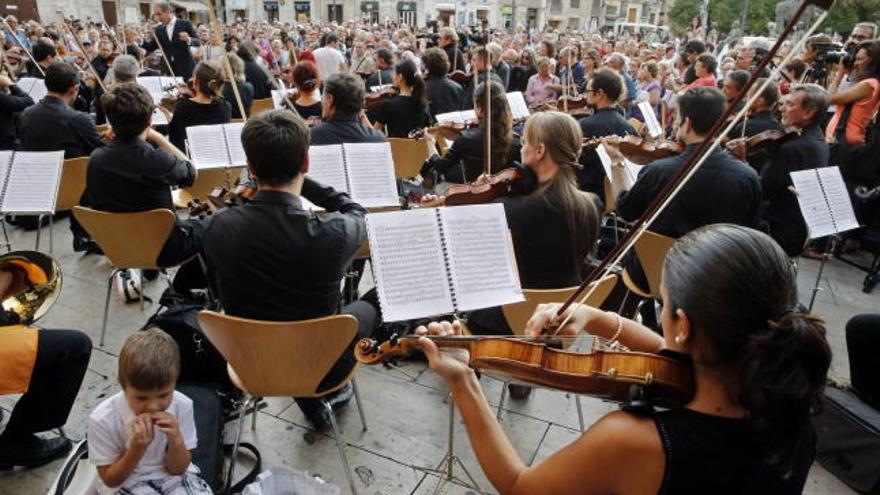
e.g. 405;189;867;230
551;0;834;332
1;17;41;77
57;13;108;93
203;0;248;123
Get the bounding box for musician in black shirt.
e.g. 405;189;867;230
461;47;503;110
221;53;254;120
204;110;376;430
438;27;465;73
83;83;206;286
727;79;783;172
310;72;384;146
420;81;520;188
370;59;431;138
423;47;463;117
167;60;232;152
238;41;272;100
577;68;636;205
0;74;34;150
364;48;394;90
608;87;762;294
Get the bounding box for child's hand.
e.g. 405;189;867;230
152;412;181;443
125;414;155;452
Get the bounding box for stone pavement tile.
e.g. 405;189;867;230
231;411;425;494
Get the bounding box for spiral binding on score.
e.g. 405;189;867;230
814;168;839;233
0;151;15;205
341;144;353;194
435;208;458;311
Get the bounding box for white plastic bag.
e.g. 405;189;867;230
242;467;340;495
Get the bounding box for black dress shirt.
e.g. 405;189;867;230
578;107;636;203
204;183;366;321
0;85;34;150
222;81;255;120
616;143;762;291
760;123;829;256
371;95;431;138
18;96;103;159
168;98;232;152
244;60;272;100
82;136;196;212
293;101;322;119
420;127;521;183
426;76;463;117
730;110;783;172
310;114;385;145
365;69;393;90
92;55;111;80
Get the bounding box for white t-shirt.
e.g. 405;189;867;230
88;390;198;494
312;46;345;80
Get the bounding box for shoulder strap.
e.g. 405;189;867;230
835;103;854;142
222;442;262;494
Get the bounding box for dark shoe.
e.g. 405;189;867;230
325;383;354;410
73;235;99;253
508;384;533;400
0;434;71;470
143;269;160;281
305;383;354;431
305;407;333;432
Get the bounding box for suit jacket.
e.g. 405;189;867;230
144;19;200;80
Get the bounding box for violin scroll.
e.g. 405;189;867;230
354;335;419;365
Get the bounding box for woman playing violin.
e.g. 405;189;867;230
370;58;430;138
221;53;254;120
167;60;232;151
417;224;830;495
420;81;520;190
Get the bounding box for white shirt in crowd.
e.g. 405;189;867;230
88;390;198;495
312;45;345;80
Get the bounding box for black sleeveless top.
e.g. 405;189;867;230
653;407;814;494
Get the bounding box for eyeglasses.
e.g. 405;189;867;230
852;33;870;41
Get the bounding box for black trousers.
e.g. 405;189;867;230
2;330;92;439
294;300;376;420
846;314;880;410
158;218;210;294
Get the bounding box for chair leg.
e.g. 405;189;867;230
352;378;367;431
34;215;42;251
496;380;508;422
100;270;118;347
251;398;260;431
225;396;253;493
324;400;359;495
48;214;54;253
575;395;585;432
139;270;145;312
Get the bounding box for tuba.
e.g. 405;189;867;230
0;251;61;325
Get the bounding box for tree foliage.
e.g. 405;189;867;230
668;0;878;38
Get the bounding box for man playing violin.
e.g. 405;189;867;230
438;27;465;74
727;78;784;172
729;84;831;257
576;68;635;206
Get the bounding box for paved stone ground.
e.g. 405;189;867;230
1;218;876;494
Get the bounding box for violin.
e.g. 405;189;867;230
354;335;695;409
583;135;685;165
363;86;399;111
408;120;479;139
417;167;528;208
449;70;472;86
159;80;196;113
187;181;257;217
725;127;802;162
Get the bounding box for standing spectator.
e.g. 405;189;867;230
312;34;346;81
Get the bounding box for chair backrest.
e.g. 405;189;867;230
72;207;176;269
198;311;359;398
55;157;89;211
633;231;676;298
388;137;431;179
501;274;618;336
249;98;274;116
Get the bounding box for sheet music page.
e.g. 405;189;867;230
186;124;231;169
638;101;663;138
439;204;524;311
366;209;454;321
817;166;860;234
271;89;296;109
1;151;64;214
15;78;36;95
26;79;47;102
136;77;165;102
223;123;247;166
506;92;530;120
596;143;614;179
435;111;464;124
306;144;348;193
790;169;835;238
460;109;477;121
151;108;168;126
622;158;644;184
343;142;399;208
370;84;392;93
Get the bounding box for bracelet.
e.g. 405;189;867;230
607;312;624;345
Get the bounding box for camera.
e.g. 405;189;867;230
808;41;855;81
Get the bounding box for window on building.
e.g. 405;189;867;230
570;0;579;8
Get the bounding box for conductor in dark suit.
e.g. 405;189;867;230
143;3;200;80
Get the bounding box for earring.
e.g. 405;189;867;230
674;335;683;344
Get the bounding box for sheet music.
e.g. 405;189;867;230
222;123;247;166
186;124;231;169
18;77;47;102
136;77;165;102
370;84;392;93
271;89;296;109
622;158;644;184
366;209;454;321
818;166;860;233
440;204;524;311
0;151;64;213
16;77;36;95
506;92;531;120
343;142;399;208
596;143;614;179
435;110;476;125
306;145;348;192
638;101;662;138
151;107;168;126
790;169;833;238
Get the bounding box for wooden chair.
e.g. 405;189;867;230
172;167;244;208
72;207;179;346
198;311;367;495
249;98;274;116
621;231;676;300
497;274;618;430
388;137;431;179
55;157;89;211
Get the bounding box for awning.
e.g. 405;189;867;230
361;1;379;11
434;3;456;10
170;0;209;12
397;1;416;11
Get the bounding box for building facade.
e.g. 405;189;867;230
1;0;666;32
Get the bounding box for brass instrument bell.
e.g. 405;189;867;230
0;251;61;325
